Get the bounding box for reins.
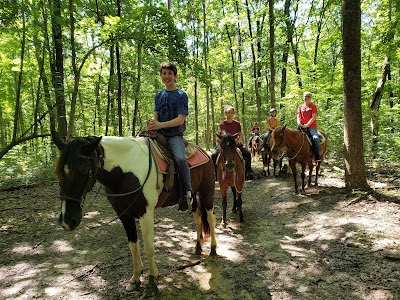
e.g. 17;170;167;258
277;128;306;160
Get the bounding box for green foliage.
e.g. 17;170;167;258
0;0;399;186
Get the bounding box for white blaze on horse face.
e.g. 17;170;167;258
64;164;70;175
60;200;67;223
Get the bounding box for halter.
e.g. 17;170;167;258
59;138;154;217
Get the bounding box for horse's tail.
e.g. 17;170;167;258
201;206;211;241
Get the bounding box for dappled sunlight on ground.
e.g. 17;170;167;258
1;164;400;299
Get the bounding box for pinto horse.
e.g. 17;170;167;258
250;135;262;161
51;131;217;295
270;126;327;193
260;133;282;177
216;133;245;225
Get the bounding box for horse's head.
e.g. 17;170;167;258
52;131;102;231
216;133;240;171
270;126;286;159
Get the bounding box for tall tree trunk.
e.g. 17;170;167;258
193;20;200;145
106;46;115;136
51;0;67;137
342;0;369;190
245;0;262;124
236;0;246;143
221;0;238;113
116;0;122;136
13;0;26;142
202;0;210;150
132;41;142;136
210;66;216;147
269;0;276;110
281;0;292;98
67;0;79;140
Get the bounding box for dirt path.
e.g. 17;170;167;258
1;161;400;300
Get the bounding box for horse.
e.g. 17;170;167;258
269;125;327;193
215;133;245;226
51;131;217;295
260;133;283;177
250;135;262;161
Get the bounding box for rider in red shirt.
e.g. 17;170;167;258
297;91;321;162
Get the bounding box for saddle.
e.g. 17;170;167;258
139;130;209;192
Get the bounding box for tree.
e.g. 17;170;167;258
342;0;369;190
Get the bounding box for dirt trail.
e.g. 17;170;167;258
1;162;400;300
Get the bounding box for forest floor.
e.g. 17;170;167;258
1;159;400;300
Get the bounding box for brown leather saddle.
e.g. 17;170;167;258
139;130;209;192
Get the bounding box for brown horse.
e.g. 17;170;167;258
260;133;282;177
216;133;245;225
51;131;217;295
250;135;262;161
270;126;327;193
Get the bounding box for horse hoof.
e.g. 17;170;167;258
126;280;141;292
195;243;202;255
210;246;217;256
144;276;159;297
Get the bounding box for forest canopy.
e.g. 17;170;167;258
0;0;399;188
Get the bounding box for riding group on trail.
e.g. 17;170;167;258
50;61;327;295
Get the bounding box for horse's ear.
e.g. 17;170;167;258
232;132;240;140
51;130;65;151
283;124;287;130
216;133;223;141
82;136;102;155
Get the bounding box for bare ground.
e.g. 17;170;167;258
1;160;400;300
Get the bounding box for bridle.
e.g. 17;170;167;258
59;137;154;216
273;127;306;160
217;142;245;194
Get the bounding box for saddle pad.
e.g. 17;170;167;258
304;130;326;146
149;140;210;174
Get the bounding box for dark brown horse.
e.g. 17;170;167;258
216;133;245;226
270;126;327;193
250;135;262;161
51;131;217;295
260;133;282;177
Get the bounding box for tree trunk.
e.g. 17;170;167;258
13;0;26;142
132;41;142;136
236;0;246;143
281;0;291;98
116;0;122;136
51;0;67;137
221;0;238;113
106;46;115;136
202;0;210;150
245;0;262;124
342;0;369;190
269;0;276;110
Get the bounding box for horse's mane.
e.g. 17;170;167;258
55;137;92;178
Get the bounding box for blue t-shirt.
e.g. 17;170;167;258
154;89;188;137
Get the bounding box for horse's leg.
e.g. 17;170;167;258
193;208;203;255
231;187;237;213
267;155;271;176
301;163;307;192
220;186;228;226
315;161;321;186
120;217;144;292
138;210;159;296
289;160;298;193
237;192;244;222
308;161;314;187
206;208;217;256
